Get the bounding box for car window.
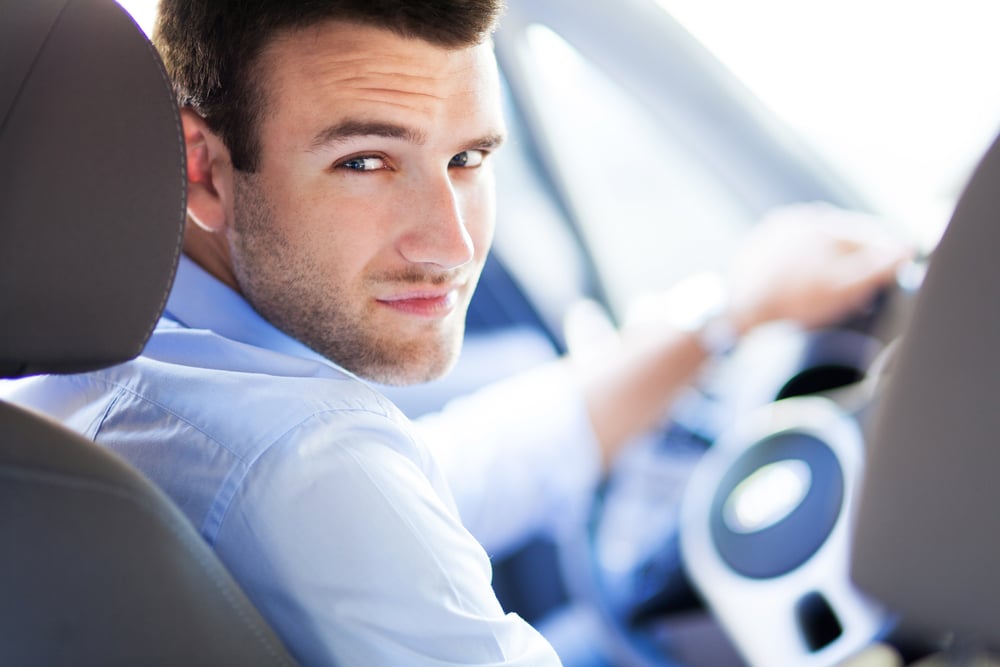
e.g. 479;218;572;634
494;0;877;323
657;0;1000;252
516;25;752;314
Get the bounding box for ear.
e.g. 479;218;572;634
181;108;233;233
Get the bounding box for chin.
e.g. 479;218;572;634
370;361;453;387
364;334;463;387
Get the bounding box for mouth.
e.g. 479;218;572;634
375;286;462;318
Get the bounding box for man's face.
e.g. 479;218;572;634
226;21;506;385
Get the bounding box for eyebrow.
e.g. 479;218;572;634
310;120;426;149
310;119;507;152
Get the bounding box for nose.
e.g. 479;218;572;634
397;175;475;270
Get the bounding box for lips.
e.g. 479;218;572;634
376;287;461;318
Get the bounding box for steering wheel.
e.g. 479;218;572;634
562;272;923;667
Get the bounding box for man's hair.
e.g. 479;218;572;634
153;0;505;172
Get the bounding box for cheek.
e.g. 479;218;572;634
266;194;384;290
290;181;393;247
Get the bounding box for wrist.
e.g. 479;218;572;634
628;272;741;356
692;308;740;356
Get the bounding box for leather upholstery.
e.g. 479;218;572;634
0;0;184;377
852;130;1000;650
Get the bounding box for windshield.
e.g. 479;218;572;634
657;0;1000;251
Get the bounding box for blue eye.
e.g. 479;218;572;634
450;150;486;168
339;156;387;171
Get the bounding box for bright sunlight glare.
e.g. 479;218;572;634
656;0;1000;250
116;0;156;35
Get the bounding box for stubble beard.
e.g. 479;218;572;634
229;175;468;386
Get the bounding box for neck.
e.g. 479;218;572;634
182;221;241;294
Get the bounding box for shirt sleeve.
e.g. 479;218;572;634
414;360;602;557
211;408;562;667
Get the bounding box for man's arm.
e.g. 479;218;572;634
212;409;562;666
578;204;913;467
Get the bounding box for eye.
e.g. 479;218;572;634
337;155;388;172
449;149;486;169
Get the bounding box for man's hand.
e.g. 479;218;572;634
578;202;914;464
726;202;915;334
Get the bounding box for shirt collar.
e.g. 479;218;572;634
163;254;343;371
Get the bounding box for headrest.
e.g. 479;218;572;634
0;0;185;378
851;128;1000;647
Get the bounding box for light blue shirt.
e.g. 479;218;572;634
2;255;562;666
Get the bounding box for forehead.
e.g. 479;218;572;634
253;20;502;144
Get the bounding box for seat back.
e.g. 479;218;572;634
850;128;1000;651
0;1;295;663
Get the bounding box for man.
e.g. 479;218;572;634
14;2;544;664
1;1;910;665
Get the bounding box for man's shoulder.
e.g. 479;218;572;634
1;335;440;534
4;325;417;465
120;345;409;452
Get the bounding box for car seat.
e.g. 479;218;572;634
0;0;296;664
850;127;1000;656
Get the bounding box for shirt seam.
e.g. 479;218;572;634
88;385;127;440
86;374;251;465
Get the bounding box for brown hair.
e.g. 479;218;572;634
153;0;505;171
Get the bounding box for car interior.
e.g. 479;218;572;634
677;124;1000;667
2;0;999;665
